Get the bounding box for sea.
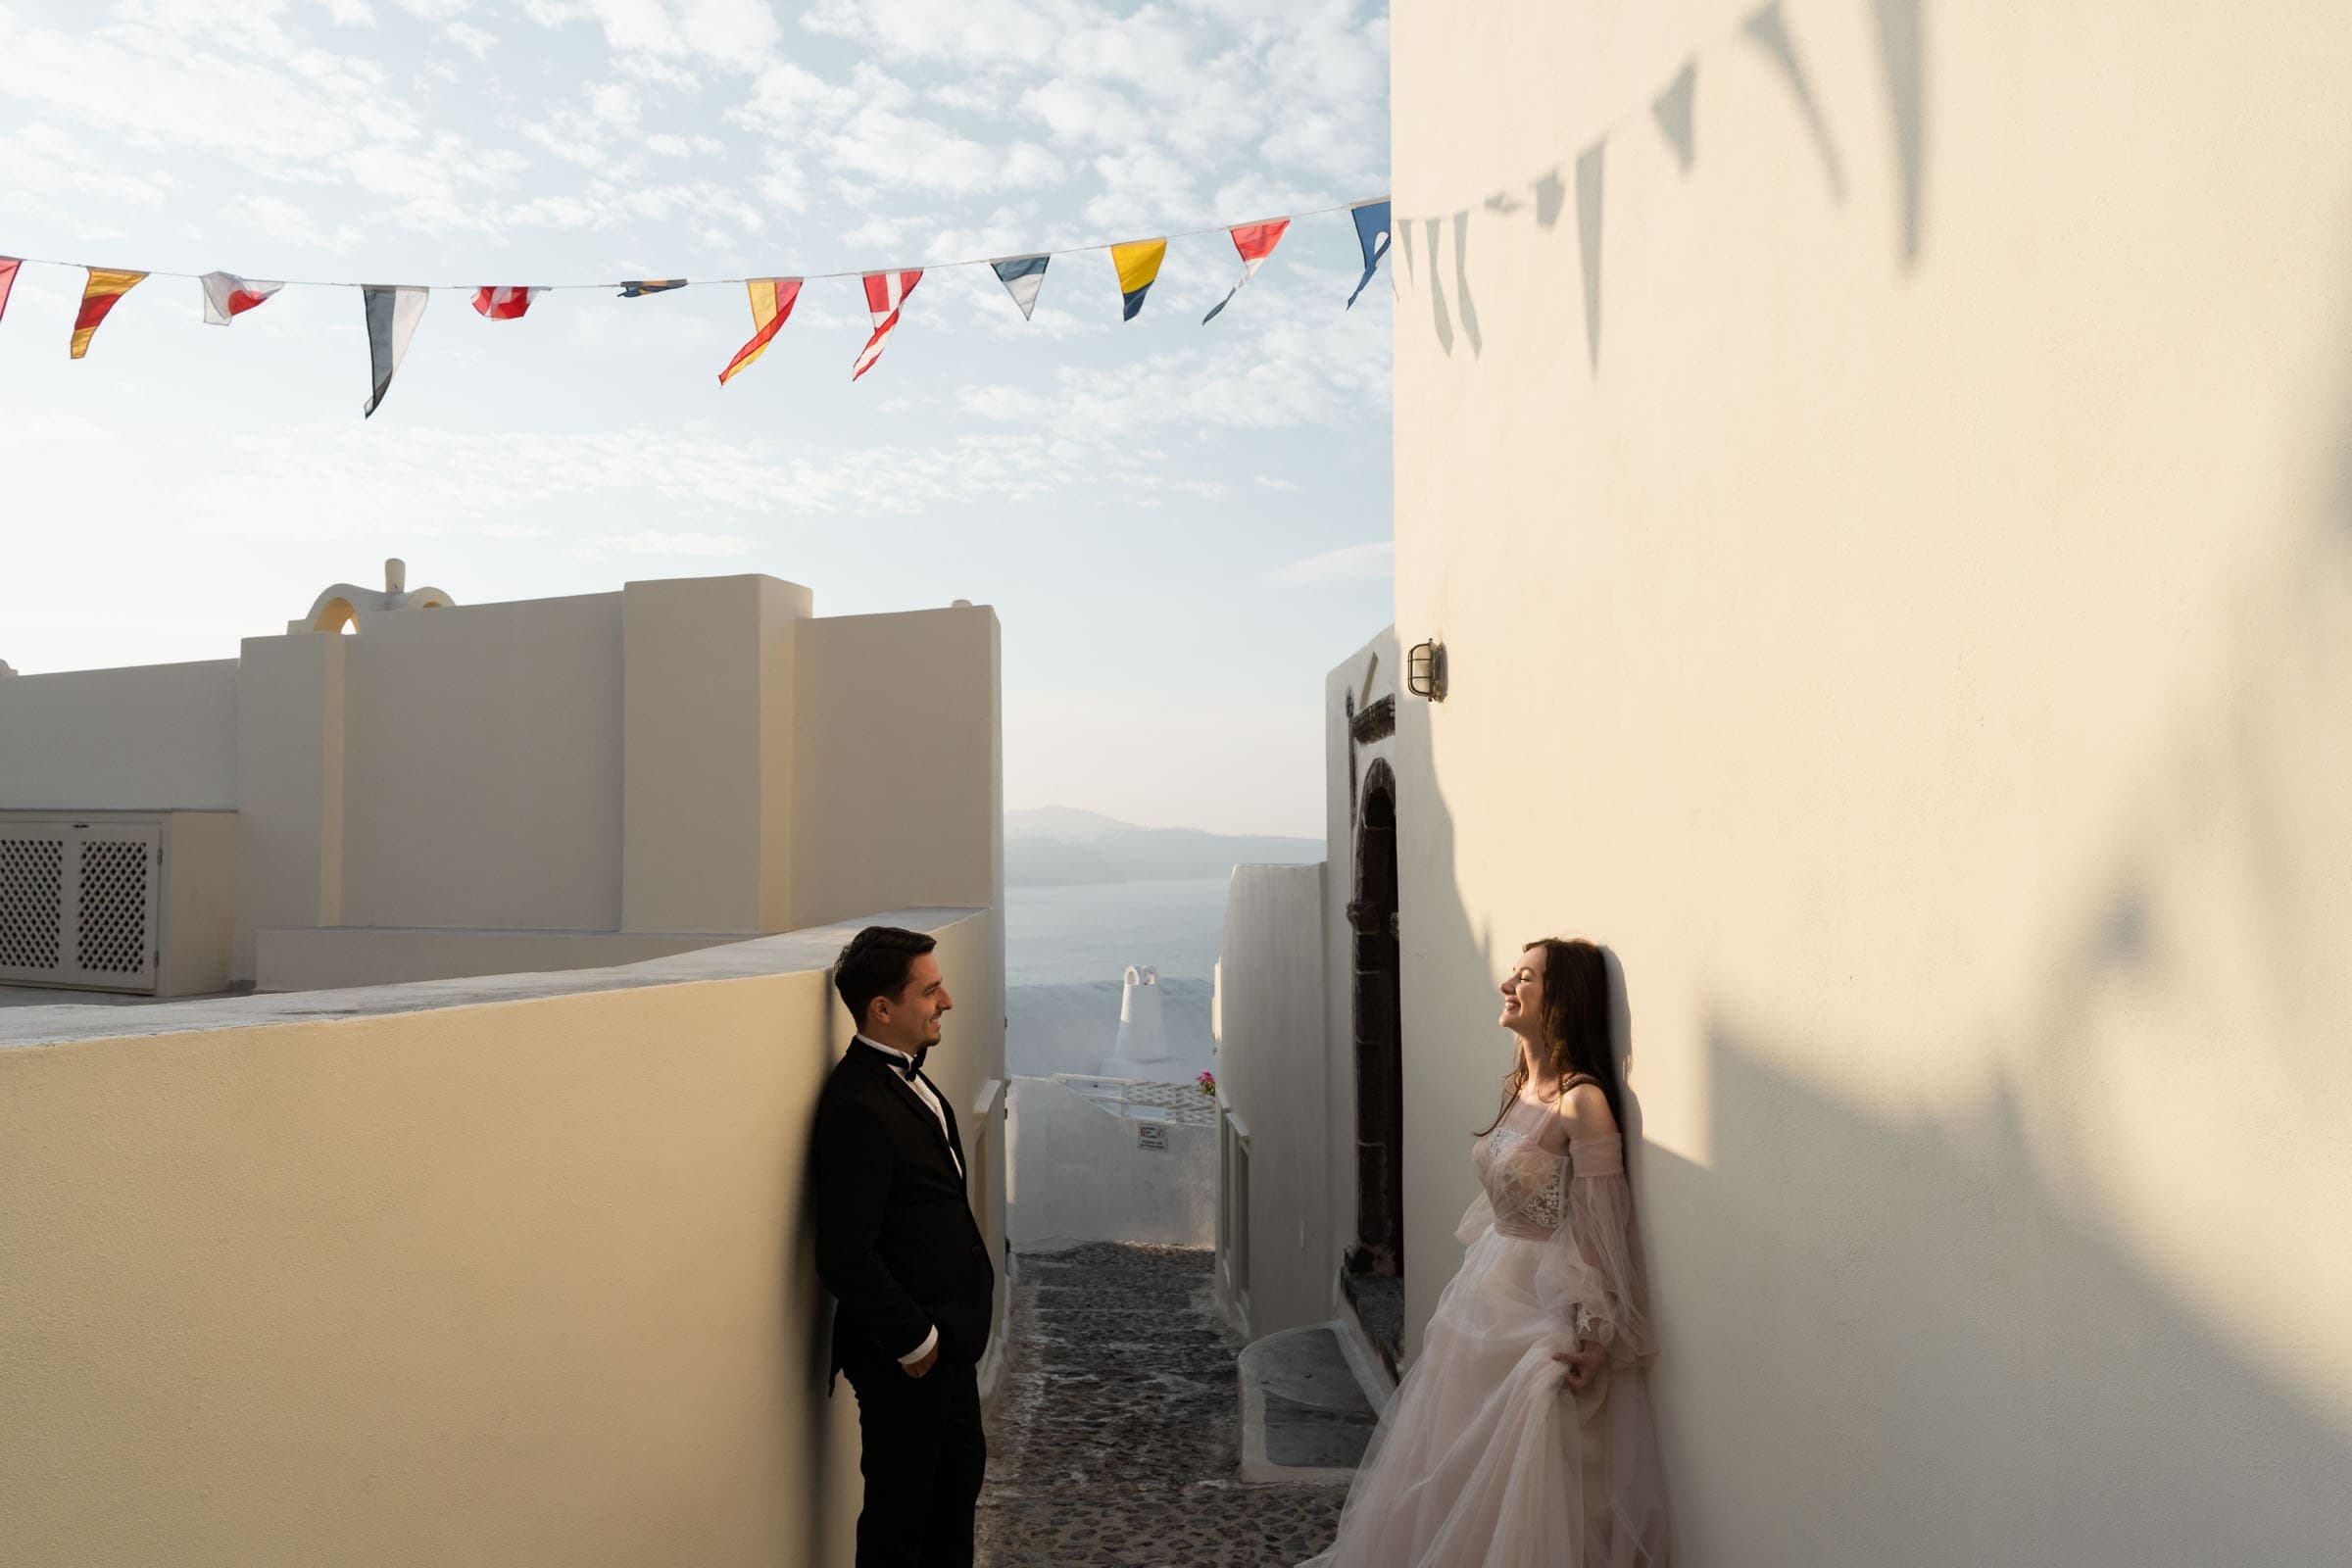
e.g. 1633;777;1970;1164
1001;877;1230;1078
1002;877;1232;986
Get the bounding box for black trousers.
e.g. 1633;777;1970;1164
839;1346;986;1568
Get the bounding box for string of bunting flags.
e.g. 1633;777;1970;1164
0;199;1392;419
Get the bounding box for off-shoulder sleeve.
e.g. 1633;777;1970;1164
1454;1189;1496;1246
1533;1136;1659;1367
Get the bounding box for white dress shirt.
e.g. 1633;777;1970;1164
854;1033;958;1367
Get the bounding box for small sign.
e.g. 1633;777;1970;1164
1137;1122;1169;1152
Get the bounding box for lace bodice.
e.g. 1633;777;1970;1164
1474;1116;1569;1237
1454;1090;1658;1367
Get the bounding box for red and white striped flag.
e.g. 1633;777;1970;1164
851;270;921;380
472;286;543;319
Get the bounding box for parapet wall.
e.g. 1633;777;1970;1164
0;906;1005;1568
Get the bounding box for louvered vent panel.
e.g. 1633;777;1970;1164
0;837;65;970
74;839;153;976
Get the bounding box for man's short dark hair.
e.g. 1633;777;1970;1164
833;926;938;1029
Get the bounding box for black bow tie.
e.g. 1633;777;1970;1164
898;1046;928;1083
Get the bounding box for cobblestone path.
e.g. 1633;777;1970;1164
978;1243;1348;1567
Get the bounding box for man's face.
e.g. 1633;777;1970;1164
870;953;952;1054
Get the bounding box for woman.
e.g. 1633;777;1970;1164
1306;938;1670;1567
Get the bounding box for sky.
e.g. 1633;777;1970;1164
0;0;1393;838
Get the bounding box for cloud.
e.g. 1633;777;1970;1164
220;192;368;252
1270;542;1393;583
570;530;757;558
0;122;177;212
572;0;778;69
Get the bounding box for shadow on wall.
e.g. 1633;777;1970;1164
785;1142;842;1567
1391;438;2352;1563
1401;0;1931;366
1646;1028;2352;1565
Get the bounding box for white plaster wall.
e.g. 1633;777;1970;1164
620;575;812;936
232;633;343;982
0;660;238;810
1394;1;2352;1561
158;810;237;997
1213;862;1331;1337
343;593;624;932
792;605;1004;975
1005;1076;1213;1249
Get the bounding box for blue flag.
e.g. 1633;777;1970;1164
991;255;1051;319
1347;201;1392;309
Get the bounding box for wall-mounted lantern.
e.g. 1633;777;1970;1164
1405;639;1446;701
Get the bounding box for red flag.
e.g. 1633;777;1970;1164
852;270;921;380
0;258;20;325
71;268;146;360
718;278;802;385
471;286;543;319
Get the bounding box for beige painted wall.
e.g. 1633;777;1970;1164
1213;862;1330;1338
0;659;239;809
620;575;812;935
7;576;999;994
159;810;238;997
344;593;625;932
0;908;1004;1568
792;605;1004;936
1394;0;2352;1560
254;926;734;993
233;632;344;981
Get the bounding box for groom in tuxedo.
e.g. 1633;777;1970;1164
813;925;996;1568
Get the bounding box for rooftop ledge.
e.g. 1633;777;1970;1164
0;907;984;1052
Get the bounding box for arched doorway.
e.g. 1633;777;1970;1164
1344;760;1405;1369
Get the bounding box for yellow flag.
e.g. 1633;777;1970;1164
70;268;146;360
718;277;803;385
1110;239;1166;320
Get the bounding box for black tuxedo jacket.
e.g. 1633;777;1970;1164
811;1041;996;1376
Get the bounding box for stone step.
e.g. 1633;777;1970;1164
1236;1321;1391;1485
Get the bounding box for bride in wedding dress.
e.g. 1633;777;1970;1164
1304;938;1670;1567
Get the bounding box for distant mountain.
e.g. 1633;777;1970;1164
1005;807;1321;887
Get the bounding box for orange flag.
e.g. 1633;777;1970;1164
718;277;803;385
70;268;146;360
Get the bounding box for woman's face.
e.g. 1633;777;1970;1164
1498;944;1545;1038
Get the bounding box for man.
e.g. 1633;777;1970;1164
812;925;995;1568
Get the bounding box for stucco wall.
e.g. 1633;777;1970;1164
0;907;1004;1568
1212;862;1331;1336
793;604;1004;941
253;926;734;992
0;659;239;810
158;809;238;997
343;593;625;932
1393;1;2352;1561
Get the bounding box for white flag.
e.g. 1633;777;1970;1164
200;270;283;325
361;285;429;418
991;255;1050;320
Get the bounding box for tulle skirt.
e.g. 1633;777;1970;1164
1304;1231;1668;1568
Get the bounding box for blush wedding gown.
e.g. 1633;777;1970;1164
1304;1083;1671;1567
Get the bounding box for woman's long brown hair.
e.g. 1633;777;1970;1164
1477;938;1625;1137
